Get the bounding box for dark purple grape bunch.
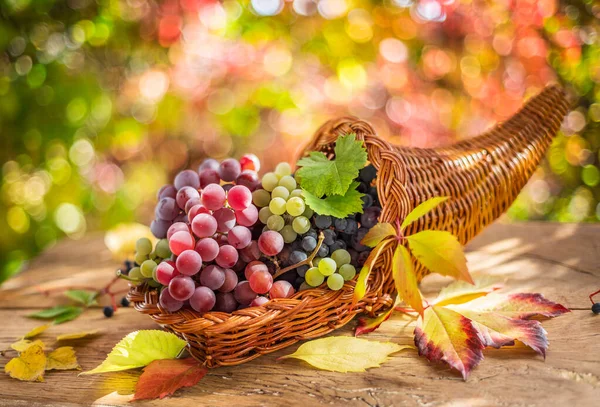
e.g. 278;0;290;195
277;164;382;290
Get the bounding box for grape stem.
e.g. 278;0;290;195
272;231;325;279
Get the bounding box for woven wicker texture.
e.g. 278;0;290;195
129;85;569;368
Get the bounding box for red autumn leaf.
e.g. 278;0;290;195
132;358;207;401
355;306;394;336
414;305;484;380
452;292;570;319
453;310;549;356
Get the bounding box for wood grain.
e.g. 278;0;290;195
0;222;599;406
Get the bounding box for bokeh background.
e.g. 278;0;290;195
1;0;599;284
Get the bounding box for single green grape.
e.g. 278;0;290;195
305;267;325;287
318;258;337;276
269;197;287;215
302;206;314;219
155;239;171;259
331;249;351;267
275;162;292;177
292;216;310;234
129;267;143;281
267;214;285;231
258;206;273;224
327;273;345;290
252;189;271;207
278;175;297;191
338;264;357;281
271;186;290;200
262;172;279;191
286;197;305;216
135;252;148;266
290;188;303;198
280;225;298;243
135;238;152;256
140;259;158;278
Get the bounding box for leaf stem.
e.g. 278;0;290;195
272;232;325;279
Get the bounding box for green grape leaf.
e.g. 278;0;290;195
296;134;367;198
401;197;449;230
406;230;473;284
65;289;98;307
302;182;364;218
54;307;83;324
81;330;187;375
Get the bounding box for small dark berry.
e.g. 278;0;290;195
120;297;130;307
592;303;600;314
103;306;114;318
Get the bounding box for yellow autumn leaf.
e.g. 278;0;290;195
104;223;155;261
279;336;411;372
81;330;187;375
353;240;391;304
406;230;473;284
433;276;503;307
360;222;396;248
4;344;47;382
10;339;47;352
23;323;51;339
46;347;80;371
57;329;102;341
393;244;423;315
401;196;449;230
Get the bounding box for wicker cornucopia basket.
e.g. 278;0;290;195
129;85;570;367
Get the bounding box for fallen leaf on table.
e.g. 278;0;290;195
132;358;208;401
81;330;187;375
65;289;98;307
28;305;83;324
57;329;102;341
414;305;484;380
433;276;503;307
46;347;80;371
54;307;84;324
10;339;47;352
450;292;570;319
4;344;46;382
279;336;412;372
413;279;570;379
23;323;52;339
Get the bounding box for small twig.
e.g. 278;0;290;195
589;289;600;305
272;232;325;279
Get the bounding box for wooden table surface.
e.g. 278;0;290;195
0;221;599;407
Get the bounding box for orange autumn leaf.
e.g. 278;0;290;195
355;306;394;336
132;358;208;401
414;306;484;380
